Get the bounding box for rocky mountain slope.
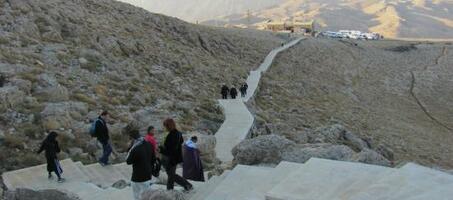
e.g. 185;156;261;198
250;38;453;169
0;0;284;173
124;0;453;39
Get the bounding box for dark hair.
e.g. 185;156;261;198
100;111;109;116
129;129;140;139
147;126;155;133
191;136;198;142
163;118;177;131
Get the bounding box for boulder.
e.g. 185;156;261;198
232;134;296;165
140;189;187;200
4;188;80;200
111;180;128;189
9;79;32;94
67;147;83;157
352;149;392;167
282;144;355;164
0;86;26;111
311;124;370;151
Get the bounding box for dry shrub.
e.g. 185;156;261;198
21;151;43;166
72;93;97;105
4;135;26;149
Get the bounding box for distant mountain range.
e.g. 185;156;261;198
119;0;453;39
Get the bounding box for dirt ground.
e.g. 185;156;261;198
253;38;453;169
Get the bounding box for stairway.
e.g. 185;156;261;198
1;159;204;200
187;158;453;200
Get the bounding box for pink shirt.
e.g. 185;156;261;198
144;134;158;153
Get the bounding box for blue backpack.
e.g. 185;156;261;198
89;119;100;137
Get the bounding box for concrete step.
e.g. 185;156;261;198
204;165;273;200
56;181;103;200
190;170;231;200
91;186;133;200
82;163;128;188
266;158;394;200
2;159;90;190
74;161;91;178
347;162;453;200
406;183;453;200
268;161;305;186
113;162;132;181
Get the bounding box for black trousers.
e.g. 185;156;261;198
222;94;228;99
165;165;192;190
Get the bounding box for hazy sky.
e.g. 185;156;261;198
118;0;284;22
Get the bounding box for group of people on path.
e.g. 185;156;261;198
38;111;205;200
221;83;248;99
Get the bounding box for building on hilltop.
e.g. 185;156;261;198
264;19;315;34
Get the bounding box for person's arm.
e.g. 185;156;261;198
94;120;101;137
126;147;136;165
55;141;61;153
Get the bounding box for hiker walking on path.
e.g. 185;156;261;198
183;136;205;182
126;130;156;200
240;83;248;98
144;126;158;154
230;87;238;99
221;85;229;99
37;131;65;183
159;118;193;191
94;111;112;166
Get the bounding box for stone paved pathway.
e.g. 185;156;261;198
215;38;304;163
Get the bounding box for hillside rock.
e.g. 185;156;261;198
140;189;186;200
0;86;26;111
4;188;80;200
0;0;282;173
40;102;88;130
282;144;355;164
352;149;392;167
252;38;453;168
232;134;296;165
233;130;391;166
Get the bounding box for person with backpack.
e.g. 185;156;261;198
37;131;65;183
159;118;193;191
183;136;205;182
93;111;112;166
221;84;229;99
230;87;238;99
126;129;156;200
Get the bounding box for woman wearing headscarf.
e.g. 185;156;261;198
183;136;205;182
37;131;65;183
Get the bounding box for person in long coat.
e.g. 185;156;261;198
230;87;238;99
159;118;193;191
183;136;205;182
37;131;65;183
221;85;229;99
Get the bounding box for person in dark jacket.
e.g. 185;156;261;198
95;111;112;166
240;83;248;98
37;131;65;183
183;136;205;182
230;87;238;99
159;118;193;191
221;85;229;99
126;130;155;200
